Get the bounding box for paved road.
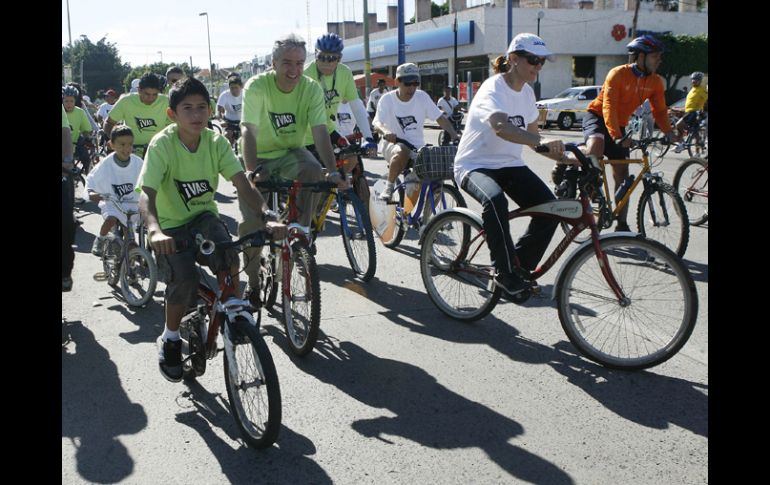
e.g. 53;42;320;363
62;127;707;484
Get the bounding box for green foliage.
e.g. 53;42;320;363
657;33;708;104
122;63;198;93
62;36;130;97
409;1;449;22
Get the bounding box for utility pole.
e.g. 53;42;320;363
507;0;513;46
631;0;641;38
363;0;372;96
453;12;458;98
397;0;405;66
66;0;72;46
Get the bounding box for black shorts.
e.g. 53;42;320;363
682;111;699;129
582;111;630;160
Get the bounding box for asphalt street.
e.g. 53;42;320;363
62;126;707;484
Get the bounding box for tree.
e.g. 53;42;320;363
62;36;129;97
409;1;449;23
122;63;198;93
656;33;708;104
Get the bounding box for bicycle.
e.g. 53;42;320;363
93;193;158;307
439;111;464;147
554;135;690;258
673;156;708;226
311;137;377;282
221;118;241;156
371;137;466;250
419;143;698;370
252;178;336;356
677;111;708;158
177;228;282;448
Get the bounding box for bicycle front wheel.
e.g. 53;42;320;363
381;185;407;249
636;182;690;258
282;239;321;356
420;211;501;322
673;158;708;226
687;127;708;158
258;252;279;310
421;183;466;231
119;246;158;307
339;190;377;281
223;316;282;448
556;234;698;370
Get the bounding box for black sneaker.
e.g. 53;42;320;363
494;271;528;297
615;221;631;232
245;284;261;308
62;276;73;292
157;336;183;382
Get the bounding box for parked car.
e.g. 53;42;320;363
536;85;602;130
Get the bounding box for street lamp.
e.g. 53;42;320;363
199;12;213;94
534;10;545;100
157;50;163;64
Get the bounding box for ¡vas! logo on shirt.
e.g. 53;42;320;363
396;115;417;131
269;112;297;131
508;115;525;128
112;183;134;198
134;117;158;132
174;179;214;210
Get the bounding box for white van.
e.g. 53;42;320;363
536;85;602;130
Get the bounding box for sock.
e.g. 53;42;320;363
162;328;180;342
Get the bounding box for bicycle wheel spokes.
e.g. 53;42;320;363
556;235;697;370
224;317;281;448
282;240;321;356
420;212;500;322
339;191;377;281
674;159;708;226
636;182;689;258
119;247;158;307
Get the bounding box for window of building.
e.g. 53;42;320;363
572;56;596;86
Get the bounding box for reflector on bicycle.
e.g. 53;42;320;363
414;145;457;181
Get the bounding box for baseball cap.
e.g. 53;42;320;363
105;89;117;97
396;63;420;83
506;33;555;61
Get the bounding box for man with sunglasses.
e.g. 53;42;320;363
574;34;676;232
303;33;378;173
373;62;459;201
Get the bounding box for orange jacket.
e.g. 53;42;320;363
588;64;671;140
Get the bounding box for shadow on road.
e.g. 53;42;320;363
62;319;147;483
175;378;332;484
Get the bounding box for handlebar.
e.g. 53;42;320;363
187;228;278;256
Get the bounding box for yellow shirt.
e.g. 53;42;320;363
684;84;708;113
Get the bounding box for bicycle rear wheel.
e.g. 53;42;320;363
282;239;321;356
119;246;158;307
339;190;377;281
673;158;708;226
223;316;281;448
421;183;466;231
636;182;689;258
687;126;708;158
555;234;697;370
420;211;500;322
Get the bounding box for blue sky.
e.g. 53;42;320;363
62;0;419;68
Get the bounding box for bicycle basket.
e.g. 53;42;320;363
413;145;457;181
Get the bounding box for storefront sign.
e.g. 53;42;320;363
344;21;474;62
418;61;448;75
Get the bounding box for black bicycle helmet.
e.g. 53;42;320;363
690;71;704;82
626;35;664;54
62;85;80;99
316;33;344;54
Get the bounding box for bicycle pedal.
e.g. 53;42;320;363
93;272;109;282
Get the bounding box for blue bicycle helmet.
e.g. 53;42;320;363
316;33;344;54
626;35;664;54
691;71;704;82
62;85;80;98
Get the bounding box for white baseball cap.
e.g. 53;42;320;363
506;33;555;61
396;63;420;83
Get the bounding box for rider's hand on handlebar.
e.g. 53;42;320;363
541;139;566;159
149;230;176;255
265;221;287;241
362;138;378;158
247;166;267;184
326;170;349;189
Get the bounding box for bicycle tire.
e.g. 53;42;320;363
282;239;321;356
381;185;407;249
673;158;708;226
258;252;279;310
555;234;698;370
420;211;501;322
119;246;158;307
635;182;689;258
223;316;282;448
339;190;377;281
686;126;708;159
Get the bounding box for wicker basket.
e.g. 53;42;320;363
413;145;457;181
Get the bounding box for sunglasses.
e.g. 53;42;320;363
402;81;420;87
521;54;547;66
317;54;341;63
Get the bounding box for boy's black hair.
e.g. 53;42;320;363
110;124;134;142
138;72;162;91
169;77;210;111
228;76;243;86
166;66;184;77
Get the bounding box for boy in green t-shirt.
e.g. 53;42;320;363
137;77;285;383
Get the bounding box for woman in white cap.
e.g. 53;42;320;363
453;33;576;298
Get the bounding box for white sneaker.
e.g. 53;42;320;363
91;236;106;256
378;184;394;201
673;143;685;154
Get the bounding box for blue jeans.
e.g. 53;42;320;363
461;166;557;273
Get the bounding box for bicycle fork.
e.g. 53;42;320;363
641;176;672;228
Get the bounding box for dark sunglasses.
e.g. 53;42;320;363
403;81;420;87
521;54;547;66
317;54;341;63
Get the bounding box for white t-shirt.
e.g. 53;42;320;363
454;75;539;185
437;96;459;117
96;102;114;121
216;91;243;121
374;89;443;150
85;153;144;210
367;88;386;112
336;102;356;137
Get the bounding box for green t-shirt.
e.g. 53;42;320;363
65;106;93;143
302;62;360;145
62;105;68;128
108;93;172;146
241;71;327;159
137;124;243;229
